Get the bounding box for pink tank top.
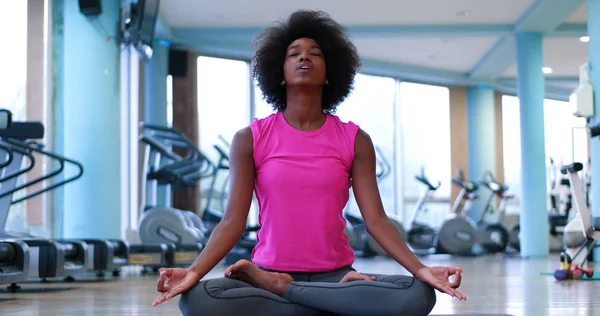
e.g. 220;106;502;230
249;111;358;272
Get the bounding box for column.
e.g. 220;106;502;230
515;32;549;257
141;44;170;207
60;0;122;238
144;45;169;125
587;0;600;260
466;86;497;222
51;0;65;238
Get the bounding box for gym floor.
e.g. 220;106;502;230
0;254;596;316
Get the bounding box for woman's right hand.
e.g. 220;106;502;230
153;268;202;307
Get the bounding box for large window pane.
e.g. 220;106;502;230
253;79;276;119
336;73;399;217
501;95;588;214
197;57;251;221
0;1;27;119
398;82;451;225
501;95;522;215
1;1;28;233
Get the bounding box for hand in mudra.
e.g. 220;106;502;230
415;266;466;301
153;268;201;307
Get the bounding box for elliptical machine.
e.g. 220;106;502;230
406;168;478;255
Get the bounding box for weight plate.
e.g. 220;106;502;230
437;215;477;254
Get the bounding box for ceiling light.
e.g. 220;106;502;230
580;36;590;43
456;11;470;17
542;67;553;74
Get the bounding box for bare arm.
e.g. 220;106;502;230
351;129;426;275
186;127;256;276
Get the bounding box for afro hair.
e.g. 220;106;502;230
251;10;361;114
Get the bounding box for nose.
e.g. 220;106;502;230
299;52;310;62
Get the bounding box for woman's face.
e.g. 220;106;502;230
283;37;327;88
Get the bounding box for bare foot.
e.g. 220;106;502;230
339;271;377;283
225;259;293;296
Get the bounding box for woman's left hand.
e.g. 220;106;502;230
415;266;467;301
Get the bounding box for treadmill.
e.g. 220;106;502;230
0;119;128;285
0;110;30;288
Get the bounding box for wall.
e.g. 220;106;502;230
449;87;469;205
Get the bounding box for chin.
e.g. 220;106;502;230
289;80;324;87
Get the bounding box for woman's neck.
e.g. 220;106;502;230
283;89;326;131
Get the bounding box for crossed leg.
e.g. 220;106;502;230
179;260;436;316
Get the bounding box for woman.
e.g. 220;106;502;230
153;10;466;316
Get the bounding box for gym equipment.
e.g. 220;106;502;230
137;123;205;267
198;136;259;264
0;122;90;287
0;110;30;286
475;171;511;253
343;146;405;257
1;132;130;278
450;169;479;219
405;169;440;251
406;168;478;255
0;121;131;283
556;162;600;270
0;239;29;285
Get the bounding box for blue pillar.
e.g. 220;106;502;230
61;0;122;238
587;0;600;260
466;86;496;222
515;32;549;257
144;44;169;125
51;0;65;238
144;44;169;206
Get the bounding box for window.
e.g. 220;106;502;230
2;1;28;233
197;56;251;220
253;80;276;119
336;74;399;217
501;95;588;214
0;1;27;120
501;95;522;214
543;98;588;164
398;82;451;224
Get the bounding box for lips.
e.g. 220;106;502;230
297;64;312;71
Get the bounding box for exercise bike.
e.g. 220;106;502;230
474;171;511;253
406;168;478;256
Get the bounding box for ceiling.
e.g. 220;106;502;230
156;0;590;100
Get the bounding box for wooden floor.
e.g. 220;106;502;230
1;253;598;316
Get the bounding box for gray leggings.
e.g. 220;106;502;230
178;265;437;316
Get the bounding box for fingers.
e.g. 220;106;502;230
449;272;462;288
152;285;186;307
444;266;463;276
156;268;172;293
434;281;467;301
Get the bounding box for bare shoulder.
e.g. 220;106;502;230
354;128;374;158
231;127;253;155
